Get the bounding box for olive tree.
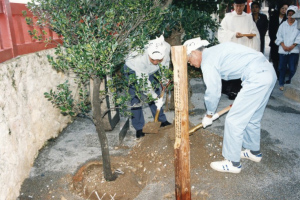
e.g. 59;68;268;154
26;0;170;181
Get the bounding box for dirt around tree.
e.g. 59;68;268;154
70;124;224;200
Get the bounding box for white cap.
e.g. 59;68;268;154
147;35;167;60
287;5;298;15
183;37;210;55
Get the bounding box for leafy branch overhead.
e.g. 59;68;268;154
162;5;220;44
26;0;173;117
27;0;166;73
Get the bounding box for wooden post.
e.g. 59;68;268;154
171;46;191;200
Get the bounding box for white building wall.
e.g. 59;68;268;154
0;49;78;200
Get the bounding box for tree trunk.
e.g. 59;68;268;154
92;76;117;181
188;80;195;110
165;90;175;111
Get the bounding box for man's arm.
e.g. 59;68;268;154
201;64;221;128
247;17;261;51
202;64;222;116
218;15;236;43
249;18;260;39
286;30;300;52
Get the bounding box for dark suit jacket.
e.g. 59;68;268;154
253;13;269;52
268;10;287;60
269;11;287;47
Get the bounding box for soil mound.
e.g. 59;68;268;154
71;125;223;200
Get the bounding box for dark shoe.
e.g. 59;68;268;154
285;80;291;84
160;121;171;127
136;130;145;138
228;92;237;100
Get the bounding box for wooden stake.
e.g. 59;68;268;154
171;46;191;200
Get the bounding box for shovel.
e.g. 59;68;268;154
142;80;171;134
189;104;232;135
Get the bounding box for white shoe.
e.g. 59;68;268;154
210;160;242;174
241;149;262;162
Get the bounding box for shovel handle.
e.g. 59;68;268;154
154;90;165;122
154;108;160;122
154;82;170;122
188;104;232;135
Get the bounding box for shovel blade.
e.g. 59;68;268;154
142;121;162;134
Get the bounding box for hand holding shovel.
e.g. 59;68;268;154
189;104;232;135
142;80;172;134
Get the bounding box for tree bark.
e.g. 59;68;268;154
92;76;117;181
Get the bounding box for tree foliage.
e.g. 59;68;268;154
26;0;172;115
173;0;224;14
163;4;219;44
29;0;163;75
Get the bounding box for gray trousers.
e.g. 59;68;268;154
222;60;276;162
123;65;167;131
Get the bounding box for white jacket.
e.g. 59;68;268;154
201;42;268;115
275;20;300;54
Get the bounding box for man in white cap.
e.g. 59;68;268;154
124;35;171;138
184;38;276;173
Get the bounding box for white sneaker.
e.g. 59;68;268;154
210;160;242;174
241;149;262;162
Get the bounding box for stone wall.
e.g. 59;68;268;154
0;49;78;200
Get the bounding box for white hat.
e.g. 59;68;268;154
183;37;210;55
287;5;298;15
147;35;167;60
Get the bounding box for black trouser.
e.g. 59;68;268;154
221;79;242;100
270;42;279;78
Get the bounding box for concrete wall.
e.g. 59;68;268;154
0;49;78;200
